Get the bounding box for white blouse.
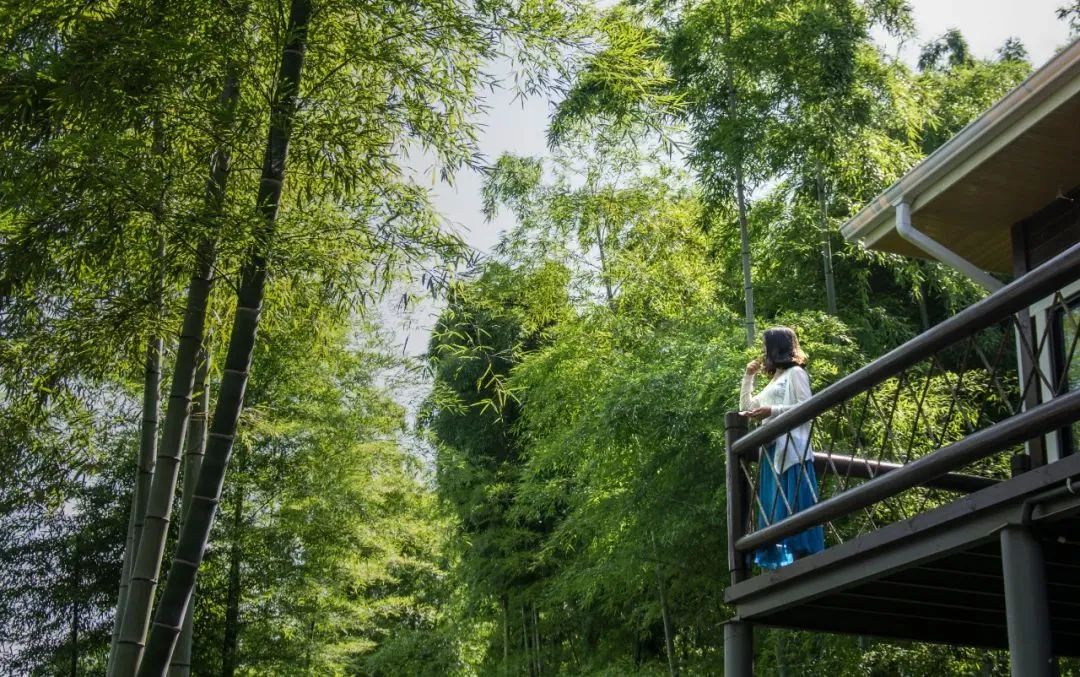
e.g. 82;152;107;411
739;366;815;473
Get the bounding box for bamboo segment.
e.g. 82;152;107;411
651;532;679;677
113;270;214;676
816;163;837;316
109;230;166;672
109;333;161;663
725;9;755;348
167;347;210;677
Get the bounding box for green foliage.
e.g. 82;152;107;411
0;0;1058;673
915;52;1031;154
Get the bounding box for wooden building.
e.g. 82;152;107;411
723;37;1080;676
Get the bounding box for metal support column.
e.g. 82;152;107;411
724;621;753;677
1000;526;1056;677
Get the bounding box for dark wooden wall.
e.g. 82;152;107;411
1012;185;1080;277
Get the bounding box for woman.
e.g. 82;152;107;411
739;326;825;569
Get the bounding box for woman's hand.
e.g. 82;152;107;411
745;357;762;376
744;406;772;419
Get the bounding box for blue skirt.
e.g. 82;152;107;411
754;442;825;570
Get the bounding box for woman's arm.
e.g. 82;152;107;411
739;372;759;412
770;367;812;416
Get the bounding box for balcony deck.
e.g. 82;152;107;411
723;243;1080;672
726;451;1080;653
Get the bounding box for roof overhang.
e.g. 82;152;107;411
841;38;1080;274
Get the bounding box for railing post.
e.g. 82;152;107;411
726;412;750;585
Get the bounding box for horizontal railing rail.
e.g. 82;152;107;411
727;240;1080;581
738;449;1000;493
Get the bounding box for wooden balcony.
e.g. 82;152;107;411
723;243;1080;676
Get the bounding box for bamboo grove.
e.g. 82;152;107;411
2;0;1079;675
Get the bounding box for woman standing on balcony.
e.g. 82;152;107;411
740;326;826;569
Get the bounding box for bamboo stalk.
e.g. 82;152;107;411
816;162;837;316
521;605;531;677
138;2;312;672
221;458;244;677
502;596;509;676
109;229;165;669
167;346;210;677
533;604;541;676
71;532;80;676
651;532;678;677
109;333;161;660
725;9;755;347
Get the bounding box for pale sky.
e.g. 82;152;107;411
388;0;1076;357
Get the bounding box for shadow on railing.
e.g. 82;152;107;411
726;242;1080;585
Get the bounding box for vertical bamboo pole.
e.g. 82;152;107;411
533;605;542;675
521;605;531;677
816;163;837;316
650;532;678;677
109;232;165;669
221;476;244;677
70;532;80;676
502;596;509;676
725;9;755;347
168;346;210;676
110;331;161;657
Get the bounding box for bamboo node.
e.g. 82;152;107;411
151;620;185;632
129;575;159;584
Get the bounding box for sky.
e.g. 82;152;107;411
387;0;1076;358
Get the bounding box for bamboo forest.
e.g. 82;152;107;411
2;0;1080;675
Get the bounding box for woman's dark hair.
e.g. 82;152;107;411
762;326;807;376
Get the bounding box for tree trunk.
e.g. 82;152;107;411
111;48;242;677
221;462;244;677
168;346;210;677
651;532;678;677
138;3;311;672
816;163;837;316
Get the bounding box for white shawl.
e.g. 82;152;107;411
740;367;814;474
